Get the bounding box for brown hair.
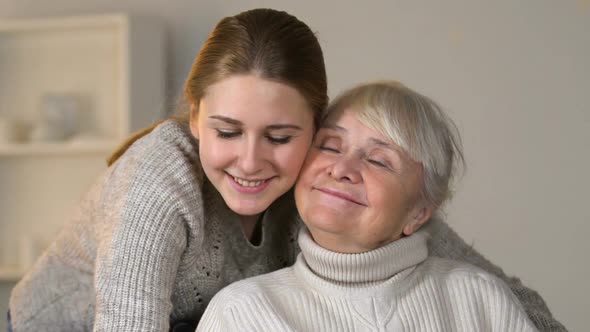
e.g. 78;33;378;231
108;8;327;166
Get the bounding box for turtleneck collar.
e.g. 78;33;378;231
296;227;428;288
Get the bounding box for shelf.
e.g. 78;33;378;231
0;266;23;282
0;12;165;145
0;140;119;156
0;13;164;277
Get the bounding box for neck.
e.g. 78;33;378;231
298;227;428;285
239;214;262;244
306;228;401;254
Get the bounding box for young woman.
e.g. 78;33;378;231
8;8;564;332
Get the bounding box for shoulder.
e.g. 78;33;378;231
100;120;208;231
417;257;535;330
107;120;204;196
198;269;296;331
422;257;503;283
419;257;520;301
120;120;200;169
208;267;297;309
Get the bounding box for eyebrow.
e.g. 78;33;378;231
209;115;303;130
267;124;303;130
368;137;396;150
209;115;241;125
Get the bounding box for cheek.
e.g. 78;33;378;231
199;136;232;169
294;152;322;214
371;181;424;233
294;181;306;216
294;153;322;188
275;140;313;175
366;179;408;227
367;182;393;210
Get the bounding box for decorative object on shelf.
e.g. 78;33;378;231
68;132;107;145
30;94;80;142
0;116;18;143
0;116;27;143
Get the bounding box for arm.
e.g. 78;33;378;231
93;155;191;331
424;217;567;332
94;202;186;331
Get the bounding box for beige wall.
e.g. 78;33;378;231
1;1;588;330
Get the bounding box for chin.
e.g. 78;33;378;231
231;206;265;217
303;209;349;234
228;200;270;217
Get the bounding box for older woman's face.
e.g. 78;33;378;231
295;109;432;253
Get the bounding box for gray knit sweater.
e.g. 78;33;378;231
8;121;566;331
197;228;537;331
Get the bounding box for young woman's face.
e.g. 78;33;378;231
191;74;314;217
295;109;432;253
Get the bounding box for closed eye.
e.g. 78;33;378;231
368;159;388;168
266;135;293;145
216;129;240;139
318;145;340;153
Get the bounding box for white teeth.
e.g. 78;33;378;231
233;176;265;187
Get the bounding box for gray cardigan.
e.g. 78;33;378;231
8;121;566;331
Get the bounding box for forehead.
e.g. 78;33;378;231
322;109;389;143
201;75;312;121
321;108;419;165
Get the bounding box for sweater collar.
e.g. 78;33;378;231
298;227;428;286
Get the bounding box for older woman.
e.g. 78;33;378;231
196;81;537;331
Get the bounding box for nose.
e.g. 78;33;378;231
237;137;266;175
328;154;362;183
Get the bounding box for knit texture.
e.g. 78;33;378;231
198;227;538;332
8;120;566;331
424;218;568;331
8;121;301;332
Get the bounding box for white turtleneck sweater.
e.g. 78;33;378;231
197;228;537;331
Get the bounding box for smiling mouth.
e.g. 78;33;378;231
230;174;271;188
316;187;366;206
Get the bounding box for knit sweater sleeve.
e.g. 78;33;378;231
93;133;197;331
425;218;567;332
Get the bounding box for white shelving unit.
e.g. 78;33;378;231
0;13;165;281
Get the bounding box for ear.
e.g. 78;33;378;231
402;205;433;236
189;103;200;140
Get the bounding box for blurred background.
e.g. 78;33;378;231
0;0;588;330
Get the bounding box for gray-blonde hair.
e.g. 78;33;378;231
324;80;465;208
